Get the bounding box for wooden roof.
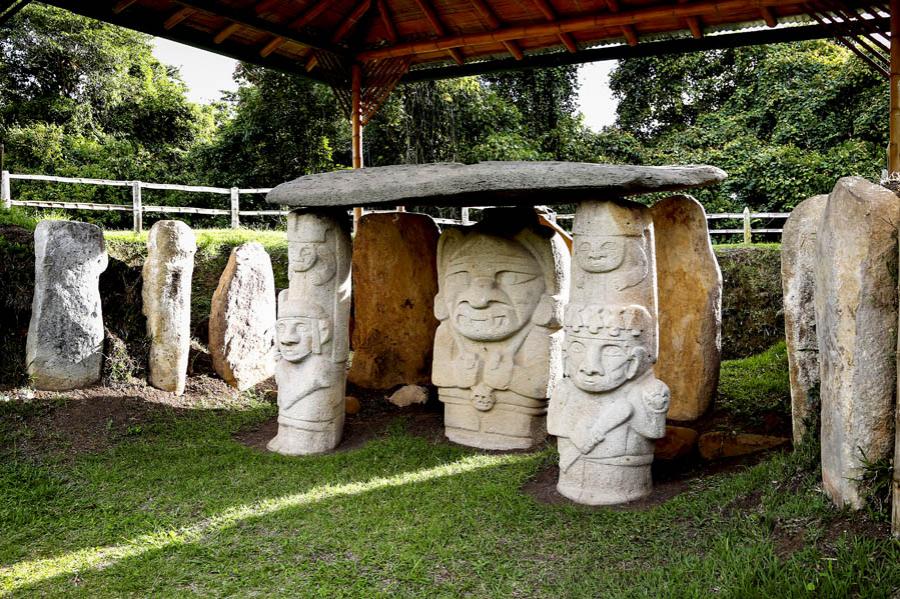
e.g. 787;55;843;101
18;0;892;94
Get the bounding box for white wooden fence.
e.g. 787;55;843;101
1;171;788;241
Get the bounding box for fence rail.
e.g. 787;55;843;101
1;171;789;241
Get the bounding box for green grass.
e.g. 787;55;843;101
717;341;791;422
2;385;898;597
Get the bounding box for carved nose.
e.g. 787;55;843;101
468;277;496;308
579;346;605;376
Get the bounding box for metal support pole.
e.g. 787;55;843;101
1;170;10;210
742;206;751;244
230;187;240;229
132;180;143;234
351;63;364;233
890;0;900;174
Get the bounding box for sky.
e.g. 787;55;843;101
152;38;619;130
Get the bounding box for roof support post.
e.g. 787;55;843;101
890;0;900;174
351;63;364;232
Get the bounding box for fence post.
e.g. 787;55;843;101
132;180;142;234
461;207;471;225
742;207;751;244
1;171;10;210
230;187;240;229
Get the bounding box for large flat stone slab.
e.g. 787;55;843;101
267;162;727;208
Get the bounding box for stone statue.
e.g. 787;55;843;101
432;209;569;450
548;200;668;505
267;210;351;455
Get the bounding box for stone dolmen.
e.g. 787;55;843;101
267;161;726;502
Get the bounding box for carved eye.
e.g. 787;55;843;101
497;271;538;285
578;241;592;254
447;270;470;286
568;341;584;355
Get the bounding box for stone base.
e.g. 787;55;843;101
266;417;344;456
442;400;546;450
556;446;652;505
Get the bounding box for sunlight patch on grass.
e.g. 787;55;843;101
0;452;526;593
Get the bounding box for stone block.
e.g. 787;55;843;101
143;220;196;395
698;431;788;460
349;212;440;389
651;195;722;421
781;194;827;445
655;425;698;460
26;220;108;390
209;242;277;390
815;177;898;509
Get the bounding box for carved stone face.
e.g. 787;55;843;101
443;237;545;341
575;235;628;273
289;242;319;273
277;316;329;363
566;337;644;393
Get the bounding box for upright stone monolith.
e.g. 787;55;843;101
781;194;827;445
548;200;670;505
209;242;276;390
142;220;196;395
268;210;351;455
815;177;898;509
349;212;440;390
26;220;108;390
432;208;569;450
651;195;722;421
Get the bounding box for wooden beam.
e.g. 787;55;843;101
889;0;900;173
531;0;579;52
622;24;639;45
400;18;890;81
113;0;138;14
332;0;371;43
306;54;319;71
760;5;777;26
359;0;797;61
213;21;241;43
171;0;348;57
687;15;704;37
377;0;398;42
469;0;524;60
164;6;194;29
260;35;285;57
412;0;465;64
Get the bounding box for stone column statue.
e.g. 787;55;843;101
432;208;569;450
548;200;669;505
267;210;351;455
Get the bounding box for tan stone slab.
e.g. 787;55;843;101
697;432;789;460
348;212;440;390
652;195;722;421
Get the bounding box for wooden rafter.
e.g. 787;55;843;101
213;21;241;43
532;0;579;52
256;0;335;60
170;0;348;57
604;0;640;46
412;0;466;64
808;10;889;76
377;0;398;42
163;6;195;29
360;0;800;61
469;0;524;60
332;0;372;43
113;0;138;14
677;0;704;38
760;5;778;25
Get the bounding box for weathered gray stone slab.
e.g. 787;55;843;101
652;195;722;422
815;177;898;510
26;220;108;390
781;194;827;445
267;162;727;208
209;242;277;391
143;220;197;395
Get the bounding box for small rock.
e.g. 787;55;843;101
655;425;699;460
345;395;361;415
388;385;429;407
698;432;789;460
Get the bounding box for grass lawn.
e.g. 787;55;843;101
2;353;899;597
